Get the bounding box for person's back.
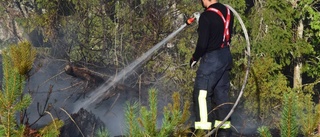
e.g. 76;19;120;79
194;2;234;55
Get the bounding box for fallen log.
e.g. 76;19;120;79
64;64;104;87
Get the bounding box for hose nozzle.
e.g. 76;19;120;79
186;12;200;25
186;17;195;25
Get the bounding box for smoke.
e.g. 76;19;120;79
24;58;77;127
230;109;260;136
22;56;171;136
20;51;259;137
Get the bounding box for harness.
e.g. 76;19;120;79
206;7;231;48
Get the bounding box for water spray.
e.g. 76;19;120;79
73;12;200;112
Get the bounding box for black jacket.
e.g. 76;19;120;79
192;3;234;61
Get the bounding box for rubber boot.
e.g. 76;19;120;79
217;129;232;137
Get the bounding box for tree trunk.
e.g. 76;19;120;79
293;19;303;89
293;58;302;89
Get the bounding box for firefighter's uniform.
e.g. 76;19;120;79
190;2;234;136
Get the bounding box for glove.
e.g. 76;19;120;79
189;57;198;68
193;12;200;24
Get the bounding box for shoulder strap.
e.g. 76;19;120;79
206;7;231;48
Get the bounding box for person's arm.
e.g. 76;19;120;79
192;14;210;61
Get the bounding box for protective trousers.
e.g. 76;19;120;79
193;47;232;130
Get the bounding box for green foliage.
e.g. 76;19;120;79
296;81;320;137
304;55;320;78
125;88;159;137
316;104;320;130
257;89;320;137
294;0;320;78
0;41;64;136
248;0;294;65
258;126;272;137
31;0;60;38
140;88;158;136
95;127;110;137
159;91;191;137
9;41;37;76
0;125;4;136
242;55;290;125
297;93;319;137
236;0;320;130
125;102;143;136
39;119;64;137
280;91;299;137
0;45;32;136
125;88;191;137
67;0;117;64
295;0;320;32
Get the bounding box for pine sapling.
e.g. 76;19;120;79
258;126;272;137
280;92;299;137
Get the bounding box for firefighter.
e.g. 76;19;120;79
189;0;234;136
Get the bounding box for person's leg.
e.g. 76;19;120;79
193;74;213;130
213;70;232;137
193;49;230;132
193;70;222;131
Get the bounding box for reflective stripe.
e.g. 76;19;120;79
198;90;208;122
195;90;212;130
195;122;212;130
214;120;231;129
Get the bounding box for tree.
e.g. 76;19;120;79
233;0;320;131
280;92;299;137
0;45;32;136
290;0;320;89
0;41;63;136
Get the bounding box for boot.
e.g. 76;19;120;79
217;129;231;137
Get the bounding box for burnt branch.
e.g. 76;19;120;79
64;64;105;88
